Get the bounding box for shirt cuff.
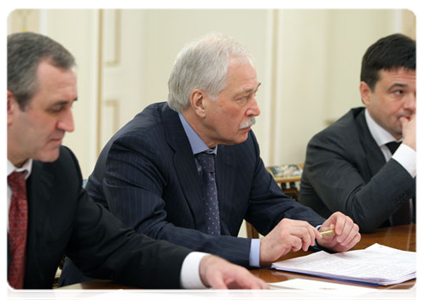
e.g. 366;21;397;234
180;252;209;289
392;144;416;178
249;238;261;267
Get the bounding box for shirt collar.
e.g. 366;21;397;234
7;159;33;179
178;112;218;155
364;109;402;147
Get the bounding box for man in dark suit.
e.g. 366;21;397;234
60;33;361;284
7;31;268;290
300;34;416;233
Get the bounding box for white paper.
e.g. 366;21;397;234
271;243;416;286
269;279;377;299
83;290;224;300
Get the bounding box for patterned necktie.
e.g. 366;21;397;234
8;171;28;289
196;152;221;236
385;141;411;225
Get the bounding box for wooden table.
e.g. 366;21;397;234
59;224;415;290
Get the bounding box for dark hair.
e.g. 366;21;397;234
7;32;76;110
361;33;415;91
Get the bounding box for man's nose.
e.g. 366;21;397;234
247;96;261;117
57;109;75;132
403;93;416;112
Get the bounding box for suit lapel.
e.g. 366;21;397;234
25;161;54;284
355;109;386;178
162;105;206;230
215;146;236;235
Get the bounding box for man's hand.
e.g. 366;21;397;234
198;255;268;289
259;219;320;266
316;212;361;252
4;294;24;300
400;113;416;151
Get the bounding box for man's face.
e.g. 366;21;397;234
361;68;416;139
7;61;77;167
201;60;261;147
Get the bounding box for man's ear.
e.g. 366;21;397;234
359;81;372;106
7;90;18;126
190;89;207;118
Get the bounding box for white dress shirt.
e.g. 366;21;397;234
365;109;416;178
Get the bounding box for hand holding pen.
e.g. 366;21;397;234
317;212;361;252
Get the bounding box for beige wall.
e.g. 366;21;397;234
138;9;276;163
271;9;407;166
46;10;100;179
325;10;397;122
8;9;414;178
272;10;331;165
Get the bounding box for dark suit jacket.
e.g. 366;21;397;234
81;102;325;267
300;107;416;233
17;146;190;289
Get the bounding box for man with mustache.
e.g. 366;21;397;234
300;33;416;233
7;31;269;290
60;33;360;286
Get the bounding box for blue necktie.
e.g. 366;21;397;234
196;152;221;236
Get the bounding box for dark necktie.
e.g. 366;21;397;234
385;141;411;225
8;171;28;289
196;152;221;236
385;141;402;155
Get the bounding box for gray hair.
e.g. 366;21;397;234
167;33;253;112
8;32;76;110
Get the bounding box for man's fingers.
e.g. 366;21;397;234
214;273;268;300
210;277;228;289
260;219;322;264
289;225;318;250
346;232;361;249
234;276;268;300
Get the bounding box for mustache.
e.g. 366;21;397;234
239;117;256;129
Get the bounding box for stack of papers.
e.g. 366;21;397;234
271;243;416;286
269;279;377;299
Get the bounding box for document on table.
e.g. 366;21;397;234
271;243;416;286
269;278;377;299
83;290;225;300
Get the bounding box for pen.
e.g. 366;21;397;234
320;229;335;236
